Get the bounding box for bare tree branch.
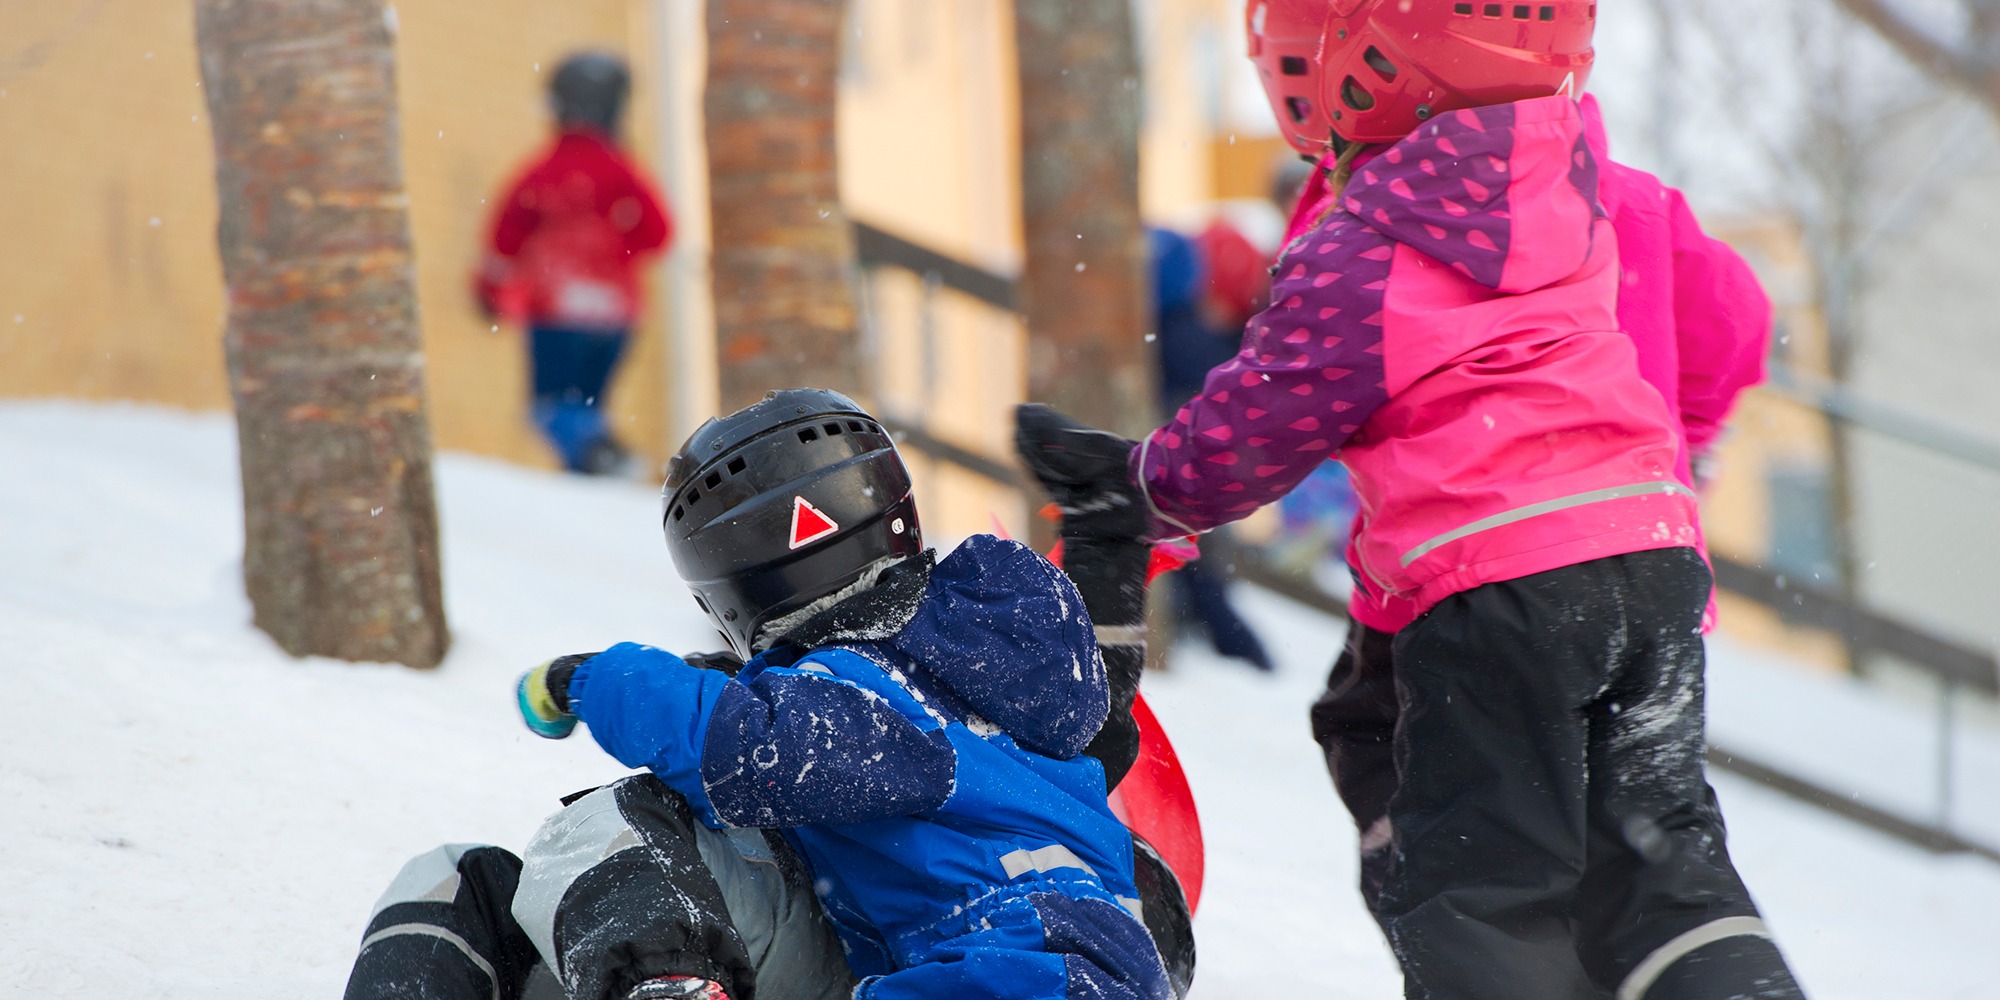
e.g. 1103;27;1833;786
1828;0;2000;116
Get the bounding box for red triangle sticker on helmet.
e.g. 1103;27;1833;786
789;496;840;550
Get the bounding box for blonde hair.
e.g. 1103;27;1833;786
1317;141;1372;227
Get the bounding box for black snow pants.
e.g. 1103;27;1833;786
1310;548;1804;1000
343;775;854;1000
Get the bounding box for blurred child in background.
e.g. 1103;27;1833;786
1147;225;1272;670
475;51;670;476
1144;159;1321;671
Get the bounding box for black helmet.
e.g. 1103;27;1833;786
664;389;924;659
549;51;630;133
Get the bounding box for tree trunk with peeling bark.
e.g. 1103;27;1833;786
706;0;862;412
1015;0;1152;439
195;0;448;669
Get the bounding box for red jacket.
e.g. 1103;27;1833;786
1194;219;1271;331
476;129;671;329
1139;97;1699;631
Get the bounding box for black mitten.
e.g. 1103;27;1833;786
1016;403;1153;787
1014;404;1149;540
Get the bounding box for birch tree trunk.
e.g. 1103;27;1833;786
1015;0;1152;438
705;0;862;412
195;0;448;668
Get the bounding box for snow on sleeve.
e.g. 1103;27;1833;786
697;651;955;829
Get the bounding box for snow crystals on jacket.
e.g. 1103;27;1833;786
569;534;1172;1000
1138;96;1701;631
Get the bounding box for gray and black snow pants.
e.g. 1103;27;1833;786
1310;548;1805;1000
343;775;854;1000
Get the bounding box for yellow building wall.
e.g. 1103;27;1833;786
0;0;673;469
0;1;227;409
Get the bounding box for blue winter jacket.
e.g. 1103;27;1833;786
569;535;1172;1000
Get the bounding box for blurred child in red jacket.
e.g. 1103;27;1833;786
476;52;671;475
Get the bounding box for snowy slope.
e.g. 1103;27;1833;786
3;401;1997;999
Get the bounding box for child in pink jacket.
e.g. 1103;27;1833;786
1307;84;1780;963
1016;4;1802;999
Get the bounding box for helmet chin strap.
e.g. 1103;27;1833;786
752;551;936;654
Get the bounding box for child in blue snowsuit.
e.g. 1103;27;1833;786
533;389;1172;1000
332;389;1178;1000
566;534;1166;1000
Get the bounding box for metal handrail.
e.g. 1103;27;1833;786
1764;366;2000;475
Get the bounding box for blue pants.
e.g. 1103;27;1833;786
530;326;628;473
1169;539;1271;671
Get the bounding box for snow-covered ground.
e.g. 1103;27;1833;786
4;401;1997;999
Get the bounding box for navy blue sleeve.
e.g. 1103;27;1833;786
696;657;957;829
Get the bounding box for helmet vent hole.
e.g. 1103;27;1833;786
1453;2;1473;12
824;422;844;436
798;427;819;443
671;505;685;522
1362;47;1397;82
1482;3;1501;15
704;471;722;490
1279;55;1309;77
694;594;710;613
846;420;866;433
1340;77;1375;112
1540;5;1556;19
686;488;701;504
727;457;747;476
1513;4;1531;19
1285;96;1314;123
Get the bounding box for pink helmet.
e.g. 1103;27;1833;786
1247;0;1598;150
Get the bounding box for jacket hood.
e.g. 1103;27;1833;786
888;535;1109;760
1341;96;1604;294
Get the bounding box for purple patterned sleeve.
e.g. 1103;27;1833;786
1136;219;1393;536
1345;105;1516;289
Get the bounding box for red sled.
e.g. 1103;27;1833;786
1107;691;1205;912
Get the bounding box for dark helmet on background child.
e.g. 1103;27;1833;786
549;50;632;133
663;389;926;659
1247;0;1596;150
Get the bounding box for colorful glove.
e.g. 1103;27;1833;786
516;652;598;740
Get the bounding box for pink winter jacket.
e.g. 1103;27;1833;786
1137;97;1702;632
1294;96;1772;632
